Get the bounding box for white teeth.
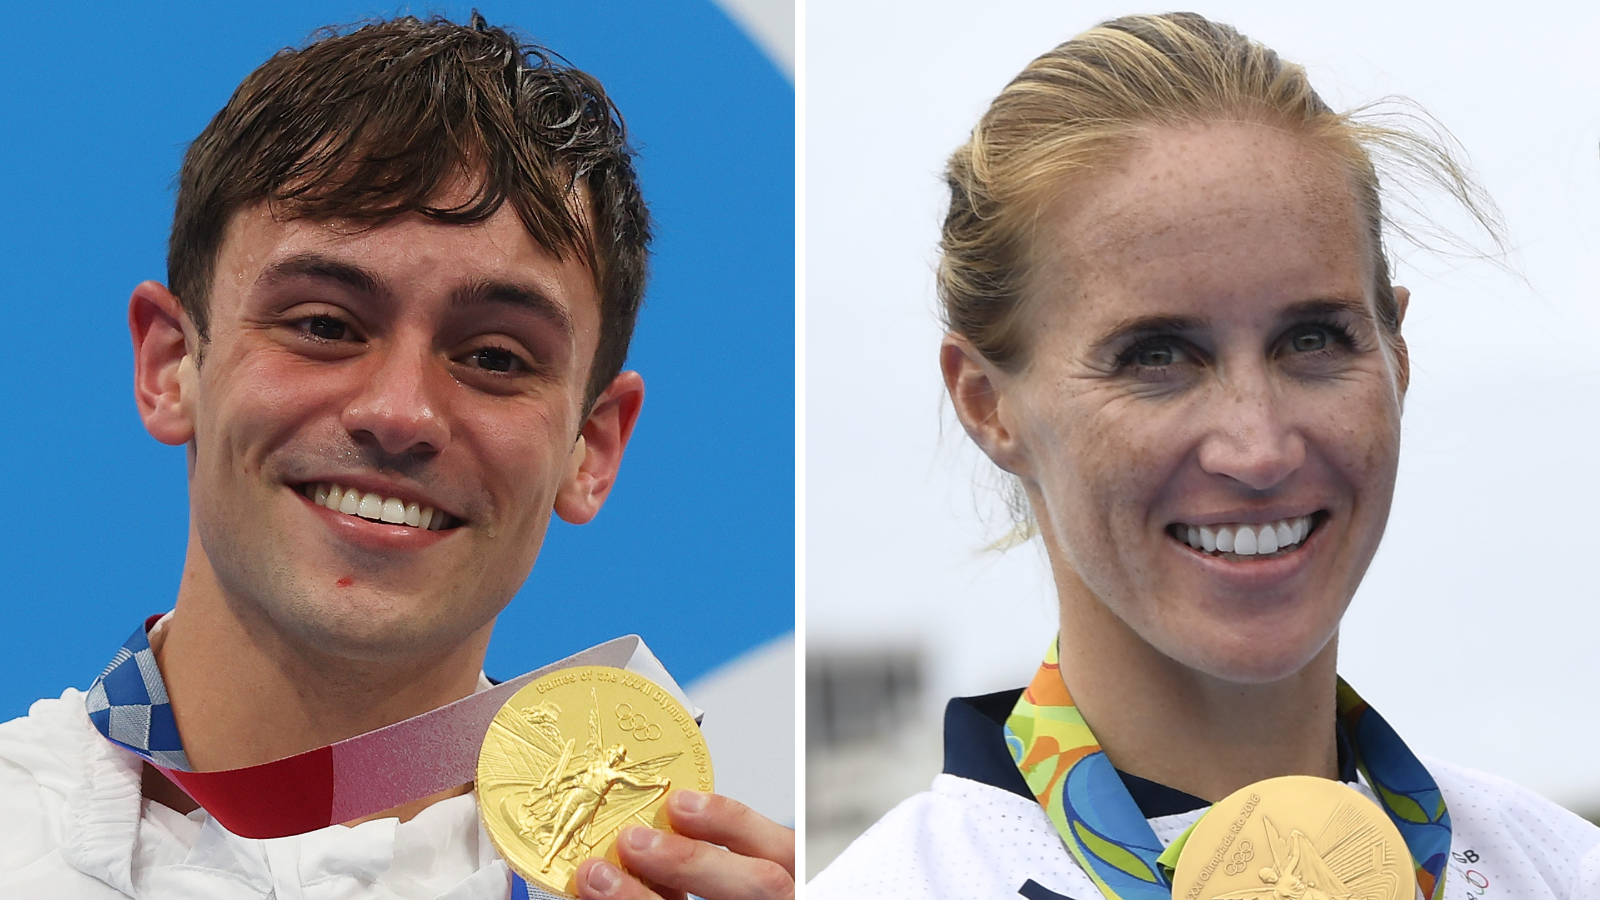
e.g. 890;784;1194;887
380;497;406;524
1174;515;1315;557
305;483;446;531
1235;526;1258;555
1216;526;1235;553
1257;524;1278;554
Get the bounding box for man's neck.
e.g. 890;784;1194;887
146;547;493;821
1052;571;1339;803
141;762;474;822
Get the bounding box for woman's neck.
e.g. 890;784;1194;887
1052;570;1340;802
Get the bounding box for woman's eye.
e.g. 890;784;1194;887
1123;340;1187;369
1289;328;1329;353
304;315;348;341
1133;345;1176;366
469;347;520;373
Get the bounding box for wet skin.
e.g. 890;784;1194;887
137;200;634;669
131;190;793;899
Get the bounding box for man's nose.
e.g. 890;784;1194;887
340;342;450;458
1195;369;1305;491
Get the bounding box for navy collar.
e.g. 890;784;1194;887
942;688;1359;819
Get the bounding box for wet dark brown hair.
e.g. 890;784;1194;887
169;12;650;403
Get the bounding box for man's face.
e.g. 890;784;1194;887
171;199;607;661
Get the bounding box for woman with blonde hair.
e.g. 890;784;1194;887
810;12;1598;900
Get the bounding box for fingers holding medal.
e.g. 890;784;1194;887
478;665;714;898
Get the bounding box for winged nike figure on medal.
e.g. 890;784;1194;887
1217;803;1403;900
479;688;681;873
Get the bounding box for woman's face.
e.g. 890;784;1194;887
968;122;1407;684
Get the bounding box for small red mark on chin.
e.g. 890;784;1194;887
336;577;354;588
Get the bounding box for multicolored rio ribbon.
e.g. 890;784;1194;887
1005;639;1451;900
86;615;700;899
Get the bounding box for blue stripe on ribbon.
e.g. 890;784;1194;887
86;621;192;771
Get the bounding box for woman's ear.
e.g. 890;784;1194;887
130;281;198;446
1391;285;1411;396
941;333;1030;478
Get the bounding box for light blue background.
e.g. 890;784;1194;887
0;0;793;715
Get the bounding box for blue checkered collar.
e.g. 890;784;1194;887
85;615;191;771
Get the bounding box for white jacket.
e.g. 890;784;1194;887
811;690;1600;900
0;689;515;899
811;766;1600;900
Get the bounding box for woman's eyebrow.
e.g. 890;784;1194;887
1279;298;1370;322
1089;314;1207;354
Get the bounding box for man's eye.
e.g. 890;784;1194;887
470;347;520;373
305;316;348;341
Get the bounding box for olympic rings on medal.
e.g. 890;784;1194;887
614;703;663;741
1224;839;1255;876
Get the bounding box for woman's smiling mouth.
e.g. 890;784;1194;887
297;482;462;531
1167;514;1319;560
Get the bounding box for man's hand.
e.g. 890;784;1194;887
574;790;794;900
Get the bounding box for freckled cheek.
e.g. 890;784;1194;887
1312;388;1402;504
1032;403;1171;551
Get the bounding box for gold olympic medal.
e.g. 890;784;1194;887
477;665;714;898
1170;775;1414;900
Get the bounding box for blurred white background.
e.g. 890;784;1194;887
805;0;1600;874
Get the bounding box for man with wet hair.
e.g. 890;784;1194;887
0;14;793;900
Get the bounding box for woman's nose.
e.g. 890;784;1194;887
1195;373;1306;491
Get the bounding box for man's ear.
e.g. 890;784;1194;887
941;333;1029;478
130;281;198;446
554;371;645;525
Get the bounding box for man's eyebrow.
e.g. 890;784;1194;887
452;280;574;337
255;252;386;297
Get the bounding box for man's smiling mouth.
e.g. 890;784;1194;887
1167;514;1318;560
297;483;462;530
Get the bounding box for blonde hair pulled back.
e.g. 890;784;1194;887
939;12;1501;373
